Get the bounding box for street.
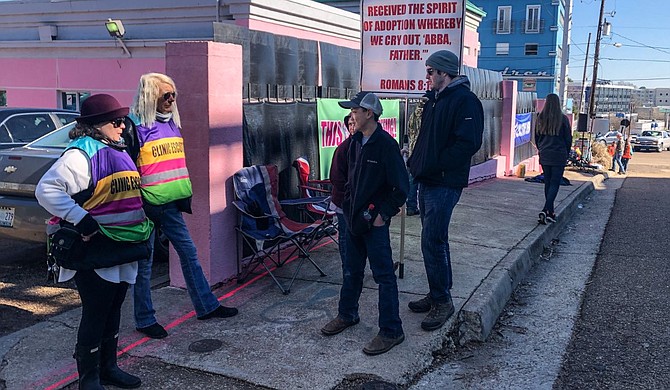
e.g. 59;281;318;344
412;150;670;389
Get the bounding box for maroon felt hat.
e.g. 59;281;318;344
76;94;129;125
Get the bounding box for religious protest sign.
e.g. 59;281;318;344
361;0;465;96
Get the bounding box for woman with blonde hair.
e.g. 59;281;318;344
534;93;572;224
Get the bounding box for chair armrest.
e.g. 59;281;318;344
232;200;275;219
299;185;331;195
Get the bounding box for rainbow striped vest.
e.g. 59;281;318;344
134;119;193;206
67;137;153;242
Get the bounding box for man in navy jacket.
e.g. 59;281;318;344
407;50;484;331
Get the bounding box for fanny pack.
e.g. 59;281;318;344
48;222;151;271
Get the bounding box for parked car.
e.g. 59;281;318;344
632;130;670;152
0;122;168;260
0;108;79;149
595;131;623;145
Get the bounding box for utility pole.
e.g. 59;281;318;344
578;33;591;115
558;0;573;107
587;0;606;126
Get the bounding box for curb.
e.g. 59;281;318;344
456;173;606;344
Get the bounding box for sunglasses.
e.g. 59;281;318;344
162;92;177;100
110;118;125;128
426;68;436;75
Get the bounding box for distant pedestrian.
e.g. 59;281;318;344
607;141;616;171
124;73;238;340
614;134;626;174
534;93;572;225
622;138;633;171
406;50;484;331
321;91;409;356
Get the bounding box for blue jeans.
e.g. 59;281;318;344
419;184;462;304
133;201;220;326
338;222;403;338
614;152;625;173
541;164;565;215
406;172;419;211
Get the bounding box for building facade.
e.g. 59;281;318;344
632;87;656;108
0;0;360;109
476;0;569;99
568;82;633;117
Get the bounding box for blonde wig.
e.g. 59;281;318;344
130;73;181;128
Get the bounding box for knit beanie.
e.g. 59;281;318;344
425;50;460;76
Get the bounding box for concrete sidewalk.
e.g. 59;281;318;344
0;170;605;390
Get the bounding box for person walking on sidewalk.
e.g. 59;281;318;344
622;137;633;172
406;50;484;331
614;133;626;174
125;73;238;340
321;91;409;355
329;114;356;269
534;93;572;225
37;94;153;389
607;141;616;171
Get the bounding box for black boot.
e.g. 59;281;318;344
74;344;105;390
99;334;141;389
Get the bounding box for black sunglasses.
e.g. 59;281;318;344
110;118;125;128
162;92;177;100
426;68;436;75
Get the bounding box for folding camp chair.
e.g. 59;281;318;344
286;156;338;244
232;165;327;294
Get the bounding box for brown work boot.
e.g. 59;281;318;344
421;298;455;331
321;316;360;336
408;294;432;313
363;334;405;355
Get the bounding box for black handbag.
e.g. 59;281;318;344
48;224;151;271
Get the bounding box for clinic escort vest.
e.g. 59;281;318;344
134;119;193;205
67;137;153;242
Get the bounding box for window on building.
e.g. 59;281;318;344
525;43;539;55
497;6;512;34
60;91;90;111
496;43;510;55
464;46;471;56
526;5;541;33
0;90;6;107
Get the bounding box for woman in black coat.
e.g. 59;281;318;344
534;93;572;224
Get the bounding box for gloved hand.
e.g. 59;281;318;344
75;214;100;236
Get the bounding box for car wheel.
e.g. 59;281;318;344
153;228;169;262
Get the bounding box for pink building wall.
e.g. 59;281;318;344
0;58;165;108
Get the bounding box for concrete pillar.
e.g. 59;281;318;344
500;80;518;176
165;41;243;288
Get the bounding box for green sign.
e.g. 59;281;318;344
316;98;400;178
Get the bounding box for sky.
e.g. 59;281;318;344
570;0;670;89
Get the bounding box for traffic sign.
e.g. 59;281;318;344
620;119;630;127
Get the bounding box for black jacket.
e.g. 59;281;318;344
407;76;484;188
342;124;409;235
534;115;572;166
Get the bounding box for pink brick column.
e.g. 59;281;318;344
500;80;518;176
165;41;243;288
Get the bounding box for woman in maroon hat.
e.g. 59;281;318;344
37;94;152;389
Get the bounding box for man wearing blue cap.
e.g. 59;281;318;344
407;50;484;331
321;91;409;355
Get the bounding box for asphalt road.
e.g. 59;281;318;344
555;151;670;388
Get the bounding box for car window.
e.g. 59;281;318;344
3;114;56;142
0;124;11;143
55;113;78;126
28;123;74;148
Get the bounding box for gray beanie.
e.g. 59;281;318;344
425;50;460;76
